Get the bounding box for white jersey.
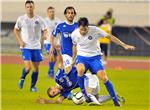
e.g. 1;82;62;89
15;14;46;49
44;17;61;45
71;26;108;57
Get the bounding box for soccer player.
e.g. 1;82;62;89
36;52;124;104
71;17;135;106
50;6;78;73
14;0;47;92
44;6;61;78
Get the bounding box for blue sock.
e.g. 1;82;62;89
21;68;29;79
77;75;87;95
48;62;54;75
31;71;38;88
104;80;119;105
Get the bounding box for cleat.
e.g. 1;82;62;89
48;74;54;78
114;102;121;107
30;87;37;92
88;102;102;106
83;95;92;103
18;79;24;89
117;94;125;103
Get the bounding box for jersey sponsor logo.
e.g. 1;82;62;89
63;32;71;38
88;36;93;40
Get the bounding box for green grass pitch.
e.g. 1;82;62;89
1;64;149;110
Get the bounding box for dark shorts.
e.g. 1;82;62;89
100;43;108;56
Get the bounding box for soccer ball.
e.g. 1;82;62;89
72;92;84;105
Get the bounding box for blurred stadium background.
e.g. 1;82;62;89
1;0;150;56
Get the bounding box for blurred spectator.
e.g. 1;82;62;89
97;8;115;26
98;18;112;64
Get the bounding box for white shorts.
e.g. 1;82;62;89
62;54;72;68
84;73;100;96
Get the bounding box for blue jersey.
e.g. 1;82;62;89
55;66;79;98
52;22;78;57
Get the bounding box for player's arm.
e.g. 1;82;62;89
56;96;65;104
72;44;77;65
50;24;60;55
106;34;135;50
36;96;64;104
50;34;55;54
13;27;25;48
36;96;55;104
56;47;64;69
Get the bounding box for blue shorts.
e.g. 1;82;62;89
21;49;43;62
44;44;57;56
75;55;104;74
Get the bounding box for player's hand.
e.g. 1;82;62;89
123;44;135;50
49;47;54;55
36;96;46;104
19;41;25;48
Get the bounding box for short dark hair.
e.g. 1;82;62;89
64;6;76;15
47;6;54;11
25;0;34;6
47;87;58;98
78;17;89;27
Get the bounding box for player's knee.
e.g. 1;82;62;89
76;64;85;76
25;67;31;73
97;71;108;82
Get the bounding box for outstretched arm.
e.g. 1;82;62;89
106;34;135;50
36;96;65;104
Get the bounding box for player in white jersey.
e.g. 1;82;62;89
14;0;47;92
44;6;61;78
71;17;135;106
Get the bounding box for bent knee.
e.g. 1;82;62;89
97;70;108;82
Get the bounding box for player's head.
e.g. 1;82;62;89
47;86;60;98
64;6;76;22
47;6;55;19
25;0;34;14
78;17;89;36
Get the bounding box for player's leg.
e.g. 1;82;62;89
89;56;120;106
31;62;40;92
44;44;56;78
18;49;32;89
30;49;43;92
76;56;91;102
48;54;56;78
84;74;101;105
97;70;120;106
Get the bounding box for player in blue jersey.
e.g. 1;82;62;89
36;51;125;105
71;17;135;106
50;6;78;73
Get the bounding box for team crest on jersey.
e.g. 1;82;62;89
88;36;93;40
35;21;39;24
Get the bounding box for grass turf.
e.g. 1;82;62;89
1;64;150;110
